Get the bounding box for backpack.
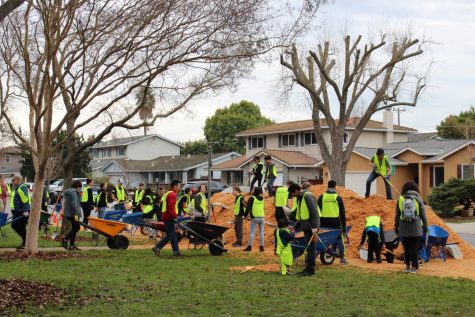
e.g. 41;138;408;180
400;195;418;222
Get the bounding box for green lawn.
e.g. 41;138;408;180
0;248;474;317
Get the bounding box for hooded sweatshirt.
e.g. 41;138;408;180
63;188;82;218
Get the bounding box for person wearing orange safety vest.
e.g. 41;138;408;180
365;148;393;200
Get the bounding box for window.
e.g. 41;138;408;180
117;147;125;156
250;137;264;149
343;133;349;144
281;134;296;147
5;154;11;163
102;149;111;158
461;164;474;180
303;132;317;145
92;150;99;158
433;167;444;187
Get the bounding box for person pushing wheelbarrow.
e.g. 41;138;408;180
365;148;393;200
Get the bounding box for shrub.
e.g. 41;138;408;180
428;178;475;217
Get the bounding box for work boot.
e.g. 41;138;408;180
299;270;315;277
68;246;81;251
410;267;417;274
243;246;252;251
232;242;242;247
260;246;265;252
152;246;160;256
376;259;383;263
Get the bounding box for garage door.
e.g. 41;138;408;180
345;172;373;197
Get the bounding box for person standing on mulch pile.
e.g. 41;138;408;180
61;180;83;251
249;156;264;192
232;186;246;247
288;182;320;276
263;155;277;197
395;181;428;274
10;175;30;250
153;180;184;257
317;180;348;265
365;148;393;200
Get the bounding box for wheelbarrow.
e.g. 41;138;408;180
80;217;129;249
421;225;459;262
178;220;229;256
104;210;128;221
140;216;192;240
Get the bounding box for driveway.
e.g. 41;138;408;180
446;222;475;246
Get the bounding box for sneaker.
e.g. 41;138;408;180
152;247;160;256
410;267;417;274
68;246;81;251
259;246;265;252
340;259;349;265
367;259;373;263
300;270;315;277
243;246;252;252
376;259;383;263
173;251;184;257
60;239;68;250
403;267;411;273
232;242;242;247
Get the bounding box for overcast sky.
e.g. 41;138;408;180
112;0;475;142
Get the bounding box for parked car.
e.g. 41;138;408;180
181;181;227;196
49;178;88;193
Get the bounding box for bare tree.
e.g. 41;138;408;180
136;85;156;136
0;0;25;21
281;30;428;185
0;0;327;254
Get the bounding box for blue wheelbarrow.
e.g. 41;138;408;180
0;213;27;240
420;225;457;262
291;226;351;265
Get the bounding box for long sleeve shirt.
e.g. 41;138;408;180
162;191;178;221
317;190;346;229
360;222;386;245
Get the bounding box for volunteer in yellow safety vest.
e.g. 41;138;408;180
10;174;31;250
274;181;294;225
249;156;264;192
176;187;192;217
360;215;386;263
232;186;246;247
112;179;127;210
193;184;208;222
365;148;393;200
263;155;277;197
274;219;295;275
80;178;95;225
317;180;348;265
243;187;265;252
288;182;320;276
133;183;145;212
140;188;156;220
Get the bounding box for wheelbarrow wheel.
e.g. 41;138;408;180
114;235;129;250
320;251;335;265
209;240;225;256
106;237;117;249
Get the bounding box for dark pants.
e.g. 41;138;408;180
133;205;142;213
367;231;382;262
274;207;288;225
11;211;27;246
64;216;80;246
266;177;276;197
81;204;92;225
365;170;392;199
155;220;179;252
304;230;316;273
402;237;419;269
234;216;243;243
250;176;262;192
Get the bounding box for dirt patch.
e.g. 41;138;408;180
0;279;76;314
0;251;87;262
230;264;281;273
211;185;475;260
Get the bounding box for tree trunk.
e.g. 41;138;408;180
144;126;148;136
63;153;75;189
0;0;26;21
24;167;47;255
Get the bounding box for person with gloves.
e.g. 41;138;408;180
11;175;30;250
61;180;83;251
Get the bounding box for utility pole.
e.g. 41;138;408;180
393;108;406;126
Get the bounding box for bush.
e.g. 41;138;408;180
428;178;475;217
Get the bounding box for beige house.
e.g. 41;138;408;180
213;111;417;188
0;146;22;180
340;140;475;199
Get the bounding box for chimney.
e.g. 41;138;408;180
383;109;394;144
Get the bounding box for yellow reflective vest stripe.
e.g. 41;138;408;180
143;195;155;214
275;187;288;207
266;165;277;178
276;228;293;266
196;192;208;215
365;215;381;228
115;186;125;201
321;193;339;218
233;195;244;216
134;189;144;204
161;191;178;214
297;192;320;220
251;196;264;217
373;154;389;176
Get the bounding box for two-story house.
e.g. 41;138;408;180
0;146;22;180
213;110;417;190
90;134;184;175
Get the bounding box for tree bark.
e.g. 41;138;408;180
0;0;25;21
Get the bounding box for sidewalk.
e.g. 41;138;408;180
447;222;475;246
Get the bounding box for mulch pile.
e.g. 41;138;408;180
211;185;475;259
0;251;87;262
0;279;74;314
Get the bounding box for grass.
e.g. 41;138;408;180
0;248;474;317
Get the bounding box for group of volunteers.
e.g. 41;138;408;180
241;151;428;275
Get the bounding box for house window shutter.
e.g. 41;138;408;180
457;165;462;179
429;167;434;188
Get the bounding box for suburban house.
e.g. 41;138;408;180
94;152;241;188
0;146;22;180
342;139;475;199
90;134;184;174
213;110;416;188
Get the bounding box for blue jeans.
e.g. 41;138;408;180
365;170;392;199
98;207;107;219
304;230;316;273
247;217;265;247
266;177;276;196
155;220;179;252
